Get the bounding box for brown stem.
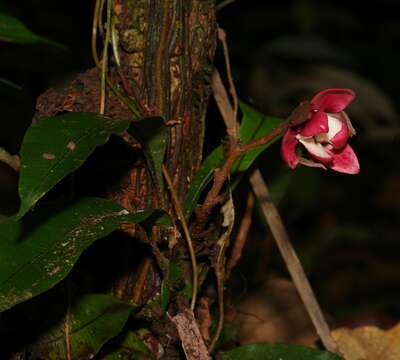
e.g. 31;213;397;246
218;28;238;130
192;121;288;237
0;148;20;172
212;70;236;140
132;258;152;305
163;165;198;310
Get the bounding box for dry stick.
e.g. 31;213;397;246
226;191;255;277
218;28;238;127
99;0;112;115
171;309;209;360
0;148;20;172
249;170;339;353
132;258;152;305
162;165;198;311
63;281;72;360
212;70;236;139
91;0;102;67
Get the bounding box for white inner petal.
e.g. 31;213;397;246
342;111;356;137
327;113;343;140
298;137;331;159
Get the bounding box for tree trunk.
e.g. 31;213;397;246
34;0;217;357
116;0;216;202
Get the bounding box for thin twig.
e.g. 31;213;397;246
64;280;72;360
98;0;106;37
209;194;235;353
100;0;112;115
132;258;152;305
212;70;236;140
218;28;238;126
162;165;198;311
111;16;121;67
209;267;224;353
0;148;20;172
217;0;238;11
91;0;101;68
249;169;339;353
226;191;254;277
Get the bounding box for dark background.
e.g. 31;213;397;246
1;0;400;340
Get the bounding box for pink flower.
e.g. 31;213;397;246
281;88;360;174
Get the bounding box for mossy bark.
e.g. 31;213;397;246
116;0;216;202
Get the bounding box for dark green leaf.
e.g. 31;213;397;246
17;113;130;218
183;102;283;220
220;343;343;360
235;101;283;172
32;294;133;360
183;146;224;220
160;277;170;311
0;13;64;48
103;331;154;359
160;258;195;310
0;197;162;312
129;117;168;198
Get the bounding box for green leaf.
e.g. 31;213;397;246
31;294;133;360
160;276;170;311
220;343;343;360
103;331;154;359
183;146;224;220
0;13;64;47
183;102;283;220
0;197;162;312
160;258;195;310
17;112;130;218
235;101;283;172
129;117;168;198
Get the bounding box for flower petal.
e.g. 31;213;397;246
342;111;357;137
311;88;356;113
281;129;299;168
330;144;360;174
298;137;333;164
300;111;328;137
328;113;349;149
327;113;343;138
